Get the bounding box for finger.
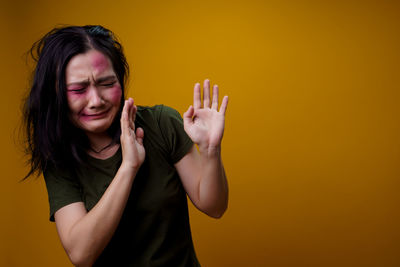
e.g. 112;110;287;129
211;84;219;110
122;100;129;122
128;98;133;125
132;101;137;123
193;83;201;109
136;127;144;145
130;104;137;130
121;100;130;135
183;105;194;128
203;79;210;108
219;95;229;115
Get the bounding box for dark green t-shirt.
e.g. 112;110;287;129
44;105;200;267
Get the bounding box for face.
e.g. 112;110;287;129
65;50;122;135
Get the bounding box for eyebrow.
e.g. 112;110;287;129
95;75;117;84
66;75;117;87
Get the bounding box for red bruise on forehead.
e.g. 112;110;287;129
89;51;111;73
65;49;119;89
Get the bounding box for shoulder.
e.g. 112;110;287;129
136;104;185;134
136;104;193;163
135;104;184;135
44;163;76;183
136;105;182;122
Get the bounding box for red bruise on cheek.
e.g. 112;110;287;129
67;90;86;98
109;86;122;103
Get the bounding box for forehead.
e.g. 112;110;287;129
66;50;115;82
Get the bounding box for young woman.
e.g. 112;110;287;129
23;25;228;266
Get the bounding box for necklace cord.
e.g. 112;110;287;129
89;141;114;154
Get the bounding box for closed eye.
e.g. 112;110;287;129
68;88;86;94
100;81;116;87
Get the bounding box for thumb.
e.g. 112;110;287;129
135;127;144;145
183;105;194;127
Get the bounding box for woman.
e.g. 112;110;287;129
23;25;228;267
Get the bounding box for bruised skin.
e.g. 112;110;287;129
66;50;122;135
90;51;111;73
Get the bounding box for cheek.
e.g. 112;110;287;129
67;92;85;101
66;92;86;113
109;86;122;104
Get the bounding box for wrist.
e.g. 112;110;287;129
119;162;139;176
198;144;221;158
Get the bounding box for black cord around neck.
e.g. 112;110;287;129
89;141;114;154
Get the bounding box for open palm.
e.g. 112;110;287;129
183;80;229;150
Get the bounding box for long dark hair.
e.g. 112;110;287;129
23;25;129;179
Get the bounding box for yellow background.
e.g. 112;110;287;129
1;0;399;266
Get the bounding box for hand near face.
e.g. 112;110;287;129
120;98;145;170
183;79;229;151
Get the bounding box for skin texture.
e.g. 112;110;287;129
65;50;122;149
183;80;228;150
175;79;229;218
56;50;228;266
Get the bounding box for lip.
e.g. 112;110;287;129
80;109;110;120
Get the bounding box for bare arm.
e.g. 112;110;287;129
54;98;145;267
175;145;228;218
175;79;229;218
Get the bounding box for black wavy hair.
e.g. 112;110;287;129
23;25;129;179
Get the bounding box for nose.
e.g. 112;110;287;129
87;86;105;108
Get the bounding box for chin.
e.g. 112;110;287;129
80;120;114;135
86;126;110;134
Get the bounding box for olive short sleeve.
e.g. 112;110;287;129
43;166;83;222
158;105;194;164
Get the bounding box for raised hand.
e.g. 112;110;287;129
120;98;145;170
183;79;228;151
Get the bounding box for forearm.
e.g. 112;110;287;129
198;146;228;218
64;165;136;266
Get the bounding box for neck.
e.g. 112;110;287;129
86;132;113;150
86;132;119;159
